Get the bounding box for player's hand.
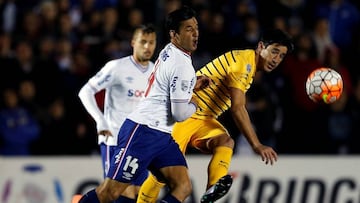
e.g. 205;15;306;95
194;75;211;91
253;144;278;165
98;130;113;141
98;130;112;136
190;96;198;107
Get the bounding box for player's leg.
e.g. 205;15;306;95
204;134;234;187
137;173;165;203
80;119;150;203
158;165;192;203
151;135;192;202
115;185;141;203
79;178;129;202
106;144;142;203
197;134;234;203
201;174;233;203
137;120;195;203
136;118;196;203
190;119;234;202
78;141;132;202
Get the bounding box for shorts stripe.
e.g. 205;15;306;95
112;123;140;179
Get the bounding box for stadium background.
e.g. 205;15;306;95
1;0;359;156
1;0;360;202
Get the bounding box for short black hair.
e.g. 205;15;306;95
261;29;294;53
165;5;197;33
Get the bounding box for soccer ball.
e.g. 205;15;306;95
305;67;343;104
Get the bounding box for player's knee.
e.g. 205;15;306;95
96;180;125;201
209;135;235;149
121;185;139;199
170;177;192;198
224;136;235;148
96;187;117;201
182;180;193;197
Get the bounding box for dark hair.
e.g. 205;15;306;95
261;29;294;53
134;23;156;35
165;5;197;33
132;24;156;41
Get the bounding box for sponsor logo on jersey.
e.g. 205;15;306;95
246;64;251;72
97;74;111;86
95;71;103;78
161;50;169;61
122;171;133;180
189;77;195;93
181;80;189;92
126;76;134;83
149;120;160;127
171;76;178;92
128;89;145;97
115;148;125;164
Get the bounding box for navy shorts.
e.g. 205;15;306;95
106;119;187;183
100;143;148;186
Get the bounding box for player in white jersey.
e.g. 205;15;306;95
78;6;210;203
77;24;157;203
127;42;197;133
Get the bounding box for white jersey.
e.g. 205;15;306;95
79;56;153;146
128;43;196;133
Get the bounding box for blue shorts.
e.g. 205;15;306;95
106;119;187;183
100;144;148;186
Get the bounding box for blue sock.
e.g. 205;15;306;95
78;189;100;203
160;194;181;203
114;196;135;203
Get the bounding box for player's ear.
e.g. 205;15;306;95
258;41;265;49
169;30;175;38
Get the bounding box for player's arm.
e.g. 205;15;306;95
171;100;197;122
78;83;111;136
229;87;278;165
170;65;198;122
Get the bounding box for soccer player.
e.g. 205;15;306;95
77;24;157;202
78;6;210;203
137;29;294;203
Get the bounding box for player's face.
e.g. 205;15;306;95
259;43;288;72
172;17;199;53
132;32;157;65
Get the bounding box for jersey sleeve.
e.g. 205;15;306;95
226;54;253;93
88;61;117;91
227;68;248;92
169;63;196;102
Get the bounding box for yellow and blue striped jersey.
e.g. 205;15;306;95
193;50;257;119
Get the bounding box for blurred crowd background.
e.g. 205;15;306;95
0;0;360;156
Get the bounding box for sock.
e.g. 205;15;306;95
78;189;100;203
160;194;181;203
137;174;165;203
208;146;233;187
114;195;135;203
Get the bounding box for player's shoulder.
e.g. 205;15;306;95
100;56;131;72
106;56;131;66
227;49;254;57
224;49;255;63
159;43;190;63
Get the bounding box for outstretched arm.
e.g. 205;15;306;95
229;87;278;165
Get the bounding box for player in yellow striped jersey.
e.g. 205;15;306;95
137;29;294;203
